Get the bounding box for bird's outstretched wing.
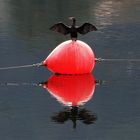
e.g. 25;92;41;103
50;23;70;35
77;23;97;35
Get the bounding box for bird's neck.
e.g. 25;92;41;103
72;19;76;27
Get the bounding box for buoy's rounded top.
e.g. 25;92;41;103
43;40;95;74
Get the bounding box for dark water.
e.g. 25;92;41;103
0;0;140;139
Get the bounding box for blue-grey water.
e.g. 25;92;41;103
0;0;140;139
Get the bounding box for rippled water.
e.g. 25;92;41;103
0;0;140;140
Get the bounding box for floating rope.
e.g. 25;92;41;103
95;58;140;62
0;62;43;70
0;82;39;86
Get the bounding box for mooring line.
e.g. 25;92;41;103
0;82;40;86
0;62;43;70
95;58;140;62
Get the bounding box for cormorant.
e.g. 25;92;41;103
50;17;97;40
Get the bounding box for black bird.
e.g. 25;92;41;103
50;17;97;40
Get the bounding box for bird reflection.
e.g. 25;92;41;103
41;74;103;128
51;106;97;129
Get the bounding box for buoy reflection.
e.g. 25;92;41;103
42;74;95;107
41;74;100;128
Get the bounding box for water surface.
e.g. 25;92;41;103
0;0;140;140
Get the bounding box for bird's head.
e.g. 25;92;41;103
69;17;76;26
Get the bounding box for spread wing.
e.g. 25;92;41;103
50;23;70;35
77;23;97;35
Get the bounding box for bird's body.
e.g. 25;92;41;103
50;17;97;40
70;25;78;40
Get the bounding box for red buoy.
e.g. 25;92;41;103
43;40;95;74
42;74;95;106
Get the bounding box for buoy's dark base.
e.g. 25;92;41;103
54;72;93;75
